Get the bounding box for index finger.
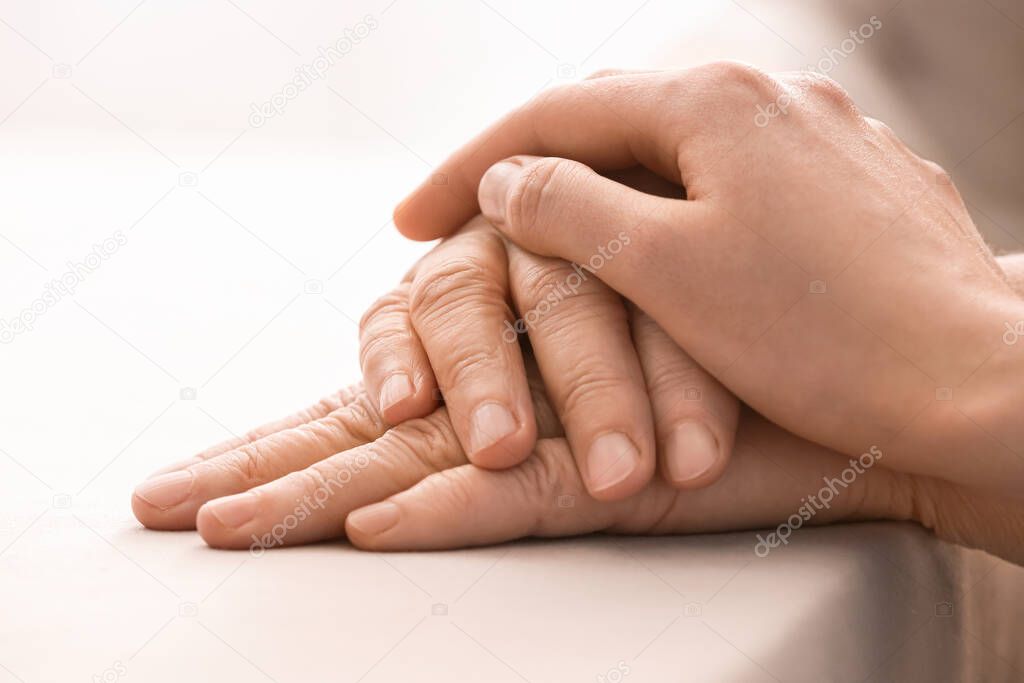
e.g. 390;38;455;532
393;70;689;241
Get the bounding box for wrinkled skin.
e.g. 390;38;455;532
133;310;1024;566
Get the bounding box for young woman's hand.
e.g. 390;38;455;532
393;64;1024;500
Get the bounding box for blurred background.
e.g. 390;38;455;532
1;1;1022;680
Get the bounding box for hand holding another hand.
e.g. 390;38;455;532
395;63;1024;500
134;62;1024;566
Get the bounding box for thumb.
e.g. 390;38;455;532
478;155;692;292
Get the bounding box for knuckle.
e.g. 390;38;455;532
528;293;625;349
799;72;854;109
512;441;580;537
514;261;614;325
358;289;408;336
559;361;634;419
381;409;462;473
515;259;575;306
409;255;506;326
646;365;723;425
444;344;502;393
698;60;777;98
514;442;567;497
864;116;895;139
315;391;349;415
320;392;386;444
421;467;477;511
222;437;277;485
920;158;947;178
645;359;702;398
293;461;337;497
507;157;578;237
239;425;274;448
358;328;410;369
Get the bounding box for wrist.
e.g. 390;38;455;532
958;295;1024;463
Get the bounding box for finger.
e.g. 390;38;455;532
506;243;655;499
479;152;692;261
196;408;467;549
131;391;386;530
393;69;693;240
408;218;537;469
477;155;713;348
346;438;623;550
359;282;438;424
346;417;905;552
146;384;365;477
630;307;739;488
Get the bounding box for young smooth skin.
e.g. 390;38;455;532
132;307;1024;566
394;64;1024;500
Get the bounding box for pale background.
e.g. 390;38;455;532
1;1;1023;681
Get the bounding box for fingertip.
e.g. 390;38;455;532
131;470;196;530
131;492;168;530
196;492;259;550
345;501;401;551
584;431;654;501
194;504;223;546
662;421;728;490
465;403;537;470
379;372;435;425
392;196;429;240
392;186;467;241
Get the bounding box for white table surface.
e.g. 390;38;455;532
2;1;1023;681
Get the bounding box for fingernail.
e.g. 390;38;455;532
479;160;522;224
134;470;194;510
469;401;518;454
379;372;414;414
587;432;640;493
666;422;720;483
205;492;258;528
348;502;400;536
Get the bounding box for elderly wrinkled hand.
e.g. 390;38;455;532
132;307;1024;564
